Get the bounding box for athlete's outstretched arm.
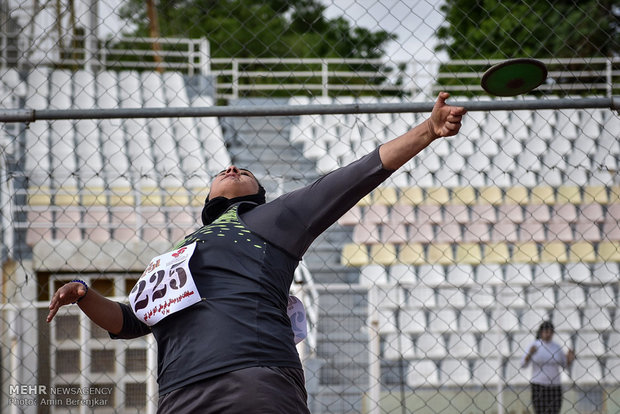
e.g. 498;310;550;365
47;281;124;335
245;92;467;258
379;92;466;171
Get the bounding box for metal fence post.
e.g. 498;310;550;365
199;37;210;77
367;286;381;414
322;60;329;98
607;58;612;98
147;335;158;414
8;308;20;414
232;59;239;100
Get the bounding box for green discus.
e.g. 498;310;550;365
481;58;548;96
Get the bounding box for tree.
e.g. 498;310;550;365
434;0;619;96
435;0;619;59
118;0;395;59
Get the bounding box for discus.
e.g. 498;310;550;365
481;58;547;96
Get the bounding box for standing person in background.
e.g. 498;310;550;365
521;321;575;414
47;92;466;413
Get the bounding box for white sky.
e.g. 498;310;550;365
322;0;447;63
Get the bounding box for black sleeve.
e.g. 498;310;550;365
244;147;393;258
108;302;151;339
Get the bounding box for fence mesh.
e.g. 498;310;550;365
0;0;619;413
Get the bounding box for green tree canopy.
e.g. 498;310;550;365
119;0;396;59
436;0;619;59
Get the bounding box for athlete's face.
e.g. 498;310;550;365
209;166;260;199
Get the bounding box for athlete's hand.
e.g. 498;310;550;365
47;282;87;323
427;92;467;139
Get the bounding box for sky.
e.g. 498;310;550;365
322;0;448;93
322;0;448;63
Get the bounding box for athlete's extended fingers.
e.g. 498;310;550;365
46;303;60;323
47;289;64;322
47;291;63;322
47;283;81;323
49;289;59;309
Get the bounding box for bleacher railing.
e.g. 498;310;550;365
1;32;617;99
0;34;209;75
435;57;620;97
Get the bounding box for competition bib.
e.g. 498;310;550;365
129;242;201;326
287;295;307;344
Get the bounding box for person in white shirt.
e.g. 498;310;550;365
521;321;575;414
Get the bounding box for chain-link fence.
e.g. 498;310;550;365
1;0;619;413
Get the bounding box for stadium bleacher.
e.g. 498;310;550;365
13;68;230;248
283;95;620;394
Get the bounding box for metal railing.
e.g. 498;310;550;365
100;37;209;76
434;57;620;97
0;31;618;99
0;34;209;75
208;57;408;99
2;97;619;124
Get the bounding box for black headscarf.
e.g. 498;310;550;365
201;183;266;226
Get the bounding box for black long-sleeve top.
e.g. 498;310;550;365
113;148;393;395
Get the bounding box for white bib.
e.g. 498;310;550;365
129;242;201;326
130;242;308;340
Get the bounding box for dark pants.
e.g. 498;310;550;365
158;366;311;414
531;382;562;414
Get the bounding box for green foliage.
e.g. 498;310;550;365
436;0;619;59
434;0;619;96
119;0;395;59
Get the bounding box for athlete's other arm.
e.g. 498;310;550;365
47;281;124;335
